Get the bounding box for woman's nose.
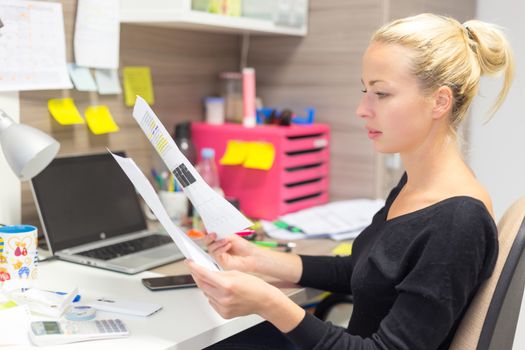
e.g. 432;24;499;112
356;94;373;119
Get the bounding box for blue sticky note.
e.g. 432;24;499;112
67;63;97;92
94;68;122;95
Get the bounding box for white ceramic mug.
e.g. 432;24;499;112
0;225;38;289
145;191;188;224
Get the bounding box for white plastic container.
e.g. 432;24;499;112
204;97;225;125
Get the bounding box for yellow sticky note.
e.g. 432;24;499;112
123;66;154;107
332;242;353;256
85;105;120;135
220;140;248;165
47;98;84;125
243;142;275;170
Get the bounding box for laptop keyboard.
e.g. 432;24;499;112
77;234;173;261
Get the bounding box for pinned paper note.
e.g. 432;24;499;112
0;1;72;91
85;105;119;134
94;68;122;94
48;98;84;125
243;142;275;170
74;0;120;69
67;63;97;91
123;67;154;106
220;140;275;170
220;140;248;165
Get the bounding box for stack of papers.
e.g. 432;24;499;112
262;199;385;241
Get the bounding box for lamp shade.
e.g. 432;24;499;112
0;110;60;181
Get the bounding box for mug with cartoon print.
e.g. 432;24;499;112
0;225;38;289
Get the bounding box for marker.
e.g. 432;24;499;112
273;220;303;233
48;291;81;303
253;241;296;249
235;229;256;237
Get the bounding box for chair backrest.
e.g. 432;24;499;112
450;197;525;350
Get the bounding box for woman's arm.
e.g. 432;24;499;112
206;233;354;290
205;233;304;283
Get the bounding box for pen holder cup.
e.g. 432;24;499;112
0;225;38;289
145;191;188;224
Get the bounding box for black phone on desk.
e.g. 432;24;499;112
142;274;197;291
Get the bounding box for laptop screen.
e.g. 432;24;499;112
31;152;148;252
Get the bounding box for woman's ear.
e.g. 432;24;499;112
432;86;453;120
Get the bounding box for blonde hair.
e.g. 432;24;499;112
372;13;515;128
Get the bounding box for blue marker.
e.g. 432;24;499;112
49;291;81;303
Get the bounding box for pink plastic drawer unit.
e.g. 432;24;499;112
191;122;330;220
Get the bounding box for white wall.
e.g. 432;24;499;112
470;1;525;348
470;1;525;220
0;92;21;225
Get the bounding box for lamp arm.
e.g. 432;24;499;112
0;109;14;133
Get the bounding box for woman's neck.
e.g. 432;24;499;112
400;134;470;192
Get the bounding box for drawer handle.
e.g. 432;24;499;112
285;163;323;172
284;192;323;204
286;133;325;140
285;148;324;156
285;177;323;188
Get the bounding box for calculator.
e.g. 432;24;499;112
29;319;130;346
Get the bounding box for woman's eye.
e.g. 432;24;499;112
375;92;389;98
361;88;367;93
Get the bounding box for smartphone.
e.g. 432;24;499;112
142;274;197;291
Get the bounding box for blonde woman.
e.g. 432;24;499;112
188;13;514;350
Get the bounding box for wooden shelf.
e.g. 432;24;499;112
119;0;307;36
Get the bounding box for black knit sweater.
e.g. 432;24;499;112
286;174;498;350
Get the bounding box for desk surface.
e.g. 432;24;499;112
21;238;339;349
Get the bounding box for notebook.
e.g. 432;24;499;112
30;152;183;274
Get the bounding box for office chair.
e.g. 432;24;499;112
450;197;525;350
313;197;525;350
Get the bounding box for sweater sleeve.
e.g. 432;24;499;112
286;200;498;350
298;254;354;293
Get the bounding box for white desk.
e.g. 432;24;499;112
15;239;336;349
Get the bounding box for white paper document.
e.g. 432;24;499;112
74;0;120;69
0;305;32;347
0;0;72;91
263;199;385;241
132;96;252;239
110;152;220;271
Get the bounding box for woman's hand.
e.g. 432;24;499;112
186;260;305;332
204;233;260;272
187;259;274;319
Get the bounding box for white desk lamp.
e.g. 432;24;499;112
0;109;60;181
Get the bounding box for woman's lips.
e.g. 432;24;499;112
367;128;382;139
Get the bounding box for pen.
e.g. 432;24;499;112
47;291;81;303
273;220;303;233
253;240;296;249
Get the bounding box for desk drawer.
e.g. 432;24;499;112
282;163;328;184
283;133;329;152
282;177;328;200
280;192;329;216
282;148;329;168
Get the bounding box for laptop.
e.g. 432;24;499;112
31;152;184;274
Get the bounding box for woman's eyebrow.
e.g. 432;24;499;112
361;79;386;86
